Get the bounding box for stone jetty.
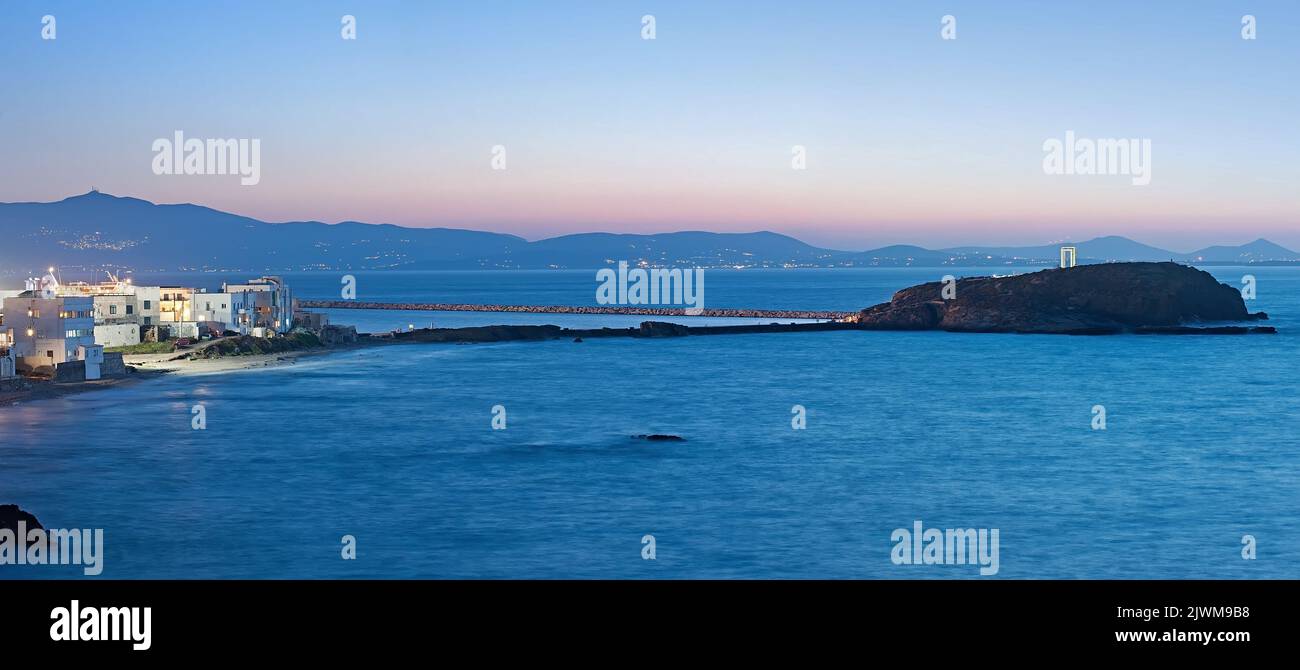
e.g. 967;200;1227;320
299;300;851;321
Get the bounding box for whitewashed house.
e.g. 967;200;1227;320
224;277;292;335
3;274;100;378
192;291;234;333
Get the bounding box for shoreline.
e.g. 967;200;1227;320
121;341;374;376
0;371;165;407
0;341;381;407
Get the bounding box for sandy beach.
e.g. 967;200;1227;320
122;345;342;376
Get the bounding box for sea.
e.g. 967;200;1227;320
2;266;1298;578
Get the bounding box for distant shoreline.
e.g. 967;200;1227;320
6;261;1300;282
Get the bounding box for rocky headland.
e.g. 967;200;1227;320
374;263;1273;342
0;504;43;538
848;262;1271;334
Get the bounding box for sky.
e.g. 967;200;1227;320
1;1;1297;251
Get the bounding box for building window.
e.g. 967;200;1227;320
126;305;134;315
143;300;151;309
46;350;54;358
110;305;118;315
143;317;152;325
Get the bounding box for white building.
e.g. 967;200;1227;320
158;286;194;324
55;275;161;344
0;329;15;380
134;285;161;327
2;274;100;378
192;291;234;332
224;277;292;335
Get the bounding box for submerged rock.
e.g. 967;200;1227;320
633;434;686;442
850;262;1268;334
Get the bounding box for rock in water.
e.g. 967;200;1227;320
0;504;43;536
633;434;686;442
851;262;1267;334
638;321;690;337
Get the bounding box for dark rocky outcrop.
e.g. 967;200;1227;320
367;263;1274;344
184;332;324;359
850;262;1268;334
638;322;690;337
1;504;43;544
394;324;566;343
390;320;858;344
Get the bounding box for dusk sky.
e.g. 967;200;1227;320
1;1;1296;250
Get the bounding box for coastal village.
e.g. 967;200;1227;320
0;271;321;388
0;253;1270;401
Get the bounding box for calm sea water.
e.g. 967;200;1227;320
2;267;1298;578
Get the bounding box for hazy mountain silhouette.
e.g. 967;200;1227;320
1;191;1295;273
1186;239;1299;263
942;235;1179;262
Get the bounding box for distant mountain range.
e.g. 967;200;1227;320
1;191;1296;275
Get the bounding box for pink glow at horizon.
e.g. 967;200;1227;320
61;171;1299;252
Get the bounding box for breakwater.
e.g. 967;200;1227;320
375;320;862;344
299;300;852;321
363;318;1275;344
